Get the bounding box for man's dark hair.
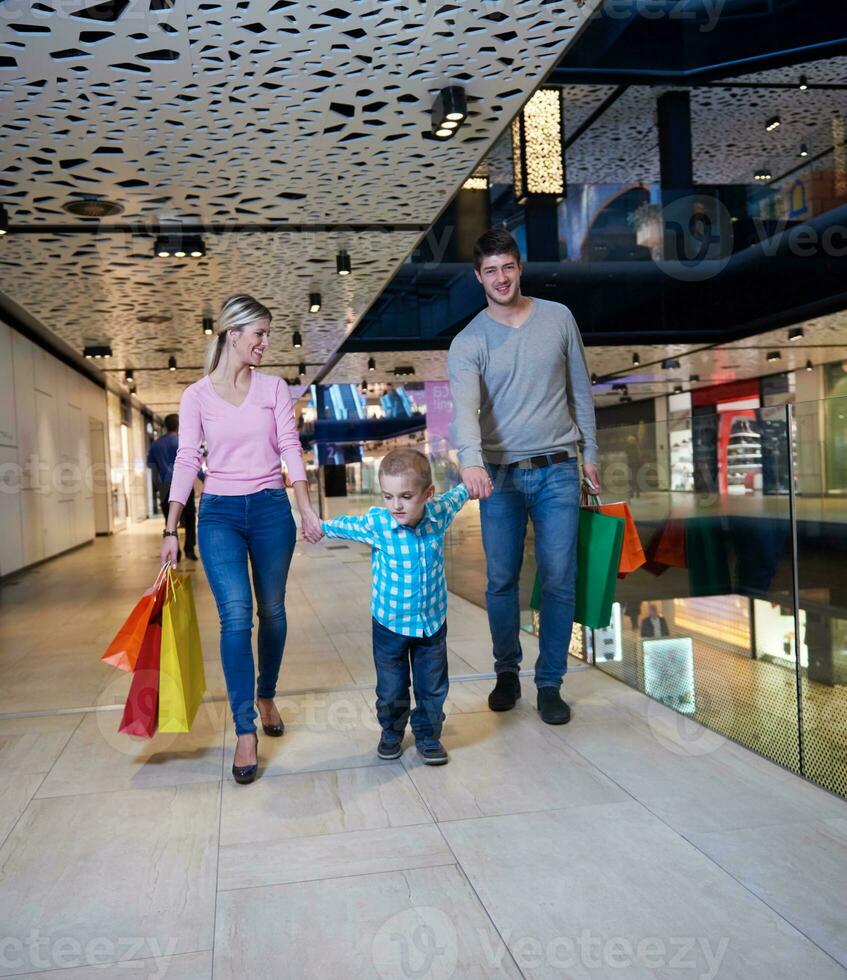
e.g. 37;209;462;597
473;228;521;270
164;413;179;433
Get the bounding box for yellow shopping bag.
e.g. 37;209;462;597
158;570;206;733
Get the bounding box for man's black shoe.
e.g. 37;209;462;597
537;688;571;725
185;549;198;561
377;735;403;760
488;672;521;712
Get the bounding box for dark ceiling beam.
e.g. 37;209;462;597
4;222;430;236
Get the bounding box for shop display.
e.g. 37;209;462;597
725;416;762;494
669;423;694;491
642;637;696;714
753;598;809;668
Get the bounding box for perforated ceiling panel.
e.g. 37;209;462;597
0;0;601;409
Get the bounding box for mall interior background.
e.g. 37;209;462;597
2;1;847;805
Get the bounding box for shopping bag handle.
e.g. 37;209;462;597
152;561;172;590
581;484;602;508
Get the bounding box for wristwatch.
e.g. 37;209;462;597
162;529;178;538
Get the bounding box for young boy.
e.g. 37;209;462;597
321;448;468;765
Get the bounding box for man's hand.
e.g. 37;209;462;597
462;466;494;500
582;462;601;495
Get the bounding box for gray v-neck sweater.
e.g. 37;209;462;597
447;298;598;469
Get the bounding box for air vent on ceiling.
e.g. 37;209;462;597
62;198;124;217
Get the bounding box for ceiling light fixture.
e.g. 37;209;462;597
673;384;683;394
336;249;351;276
754;169;772;182
61;197;124;218
431;85;467;140
767;351;781;362
361;379;368;394
805;359;813;371
511;86;566;205
0;204;10;235
124;368;134;382
799;75;808;91
168;355;177;371
368;356;376;372
298;362;306;377
765;115;781;132
462;174;489;192
83;344;112;360
591;373;598;385
689;374;700;383
154;233;205;259
661;358;681;370
293;330;302;349
632;352;640;367
309;292;321;313
788;327;804;342
799;143;809;157
202;314;214;336
394;365;415;378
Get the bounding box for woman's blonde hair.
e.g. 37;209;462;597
204;294;272;374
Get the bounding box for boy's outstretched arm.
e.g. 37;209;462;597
321;511;377;546
428;483;470;532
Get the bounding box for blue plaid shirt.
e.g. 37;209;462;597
321;484;469;638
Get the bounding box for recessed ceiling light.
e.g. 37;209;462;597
62;197;124;218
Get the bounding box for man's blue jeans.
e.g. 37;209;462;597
198;489;297;735
372;618;448;744
480;458;580;690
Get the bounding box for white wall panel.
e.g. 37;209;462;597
0;445;24;576
0;323;16;448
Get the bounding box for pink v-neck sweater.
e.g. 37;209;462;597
168;372;307;505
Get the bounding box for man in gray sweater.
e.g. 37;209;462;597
448;229;600;724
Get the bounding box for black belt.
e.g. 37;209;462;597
504;451;573;470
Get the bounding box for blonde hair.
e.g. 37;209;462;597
204;294;272;374
379;448;433;489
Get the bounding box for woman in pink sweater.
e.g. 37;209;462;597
161;294;322;784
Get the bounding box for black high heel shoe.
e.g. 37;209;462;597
257;699;285;737
232;732;259;785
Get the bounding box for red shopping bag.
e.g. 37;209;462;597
102;564;169;672
118;616;162;738
642;518;688;576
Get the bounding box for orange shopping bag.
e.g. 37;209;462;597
582;491;646;576
101;564;170;672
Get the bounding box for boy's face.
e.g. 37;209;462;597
380;472;434;527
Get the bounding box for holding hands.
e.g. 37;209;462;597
300;506;324;544
462;466;494;500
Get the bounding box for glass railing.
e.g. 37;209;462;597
313;398;847;798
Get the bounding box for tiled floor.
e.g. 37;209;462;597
1;521;846;979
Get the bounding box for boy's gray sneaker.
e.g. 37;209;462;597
377;735;403;760
416;739;448;765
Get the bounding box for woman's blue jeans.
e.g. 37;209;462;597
480;458;580;690
198;489;297;735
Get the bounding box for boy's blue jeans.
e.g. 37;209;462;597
480;457;580;690
372;618;448;744
198;489;297;735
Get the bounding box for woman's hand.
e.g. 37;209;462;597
160;535;179;568
300;506;324;544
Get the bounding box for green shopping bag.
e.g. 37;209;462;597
685;517;731;597
530;504;625;629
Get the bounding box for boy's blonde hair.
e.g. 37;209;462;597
378;448;433;489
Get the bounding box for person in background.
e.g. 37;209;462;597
625;434;643;499
640;603;670;638
320;448;468;766
147;413;197;561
